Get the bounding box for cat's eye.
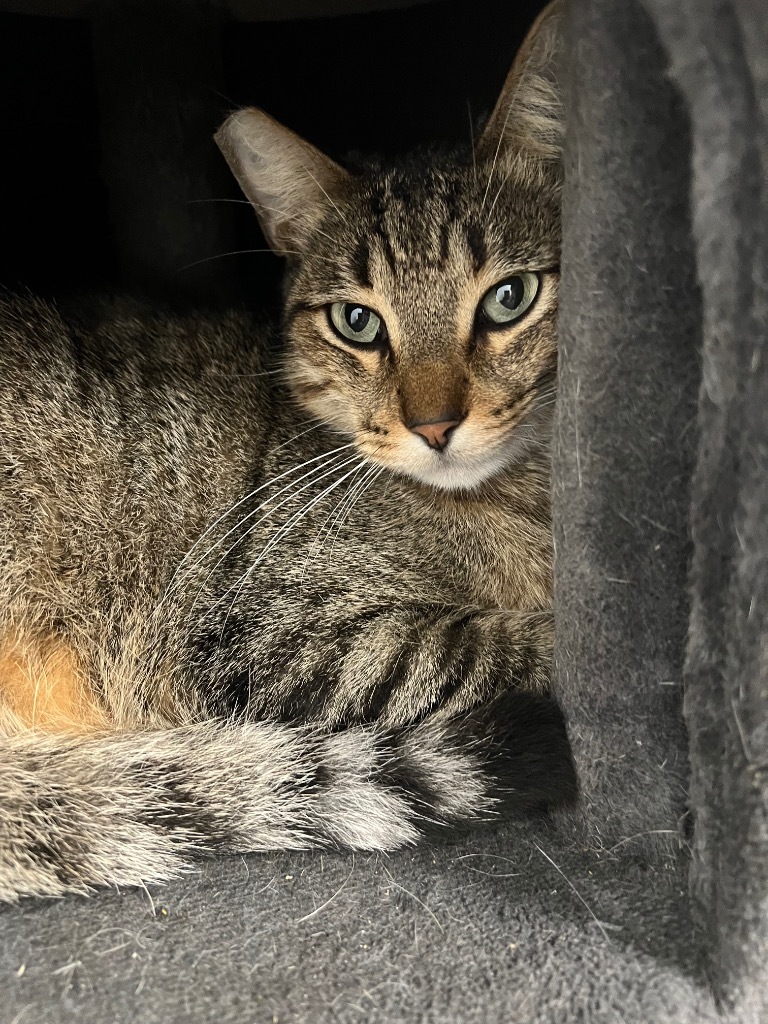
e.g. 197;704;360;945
480;273;540;326
329;303;387;347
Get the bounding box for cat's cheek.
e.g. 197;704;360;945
283;359;359;434
302;390;359;435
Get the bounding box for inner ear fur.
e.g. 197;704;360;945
476;0;564;163
215;108;351;254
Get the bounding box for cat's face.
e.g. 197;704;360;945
279;160;559;491
217;2;563;492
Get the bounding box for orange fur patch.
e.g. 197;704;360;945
0;629;108;733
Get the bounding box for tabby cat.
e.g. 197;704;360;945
0;2;573;901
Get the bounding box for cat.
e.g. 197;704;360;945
0;1;574;902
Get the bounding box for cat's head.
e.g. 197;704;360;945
216;2;563;492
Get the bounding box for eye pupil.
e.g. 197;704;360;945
346;306;370;333
497;278;524;310
480;272;539;326
329;302;385;346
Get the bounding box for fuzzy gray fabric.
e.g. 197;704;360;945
650;0;768;1015
2;0;766;1020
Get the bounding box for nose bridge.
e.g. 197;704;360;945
399;360;466;427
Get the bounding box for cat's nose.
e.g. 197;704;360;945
408;417;461;452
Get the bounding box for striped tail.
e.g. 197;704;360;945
0;691;575;901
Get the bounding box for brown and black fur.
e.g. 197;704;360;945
0;3;574;901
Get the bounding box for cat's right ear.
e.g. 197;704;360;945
476;0;564;163
215;110;350;254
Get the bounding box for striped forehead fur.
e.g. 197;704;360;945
285;151;561;298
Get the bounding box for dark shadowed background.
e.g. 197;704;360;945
0;0;546;311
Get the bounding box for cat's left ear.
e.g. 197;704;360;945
476;0;564;163
215;109;351;254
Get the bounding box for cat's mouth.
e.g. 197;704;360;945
360;403;551;492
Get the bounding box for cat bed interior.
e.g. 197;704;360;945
2;0;767;1021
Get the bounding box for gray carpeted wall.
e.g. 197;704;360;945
555;0;768;1018
2;0;766;1021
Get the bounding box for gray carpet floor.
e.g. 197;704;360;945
4;824;715;1024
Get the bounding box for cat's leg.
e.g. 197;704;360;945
237;604;553;730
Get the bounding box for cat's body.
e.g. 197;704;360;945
0;2;573;901
0;294;551;729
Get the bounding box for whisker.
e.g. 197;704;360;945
186;198;252;205
326;463;376;542
215;458;367;631
162;442;356;597
380;469;396;500
298;163;349;227
215;368;285;379
262;458;367;568
257;202;340;247
301;453;384;581
300;460;370;582
487;167;513;219
467;99;477;183
205;84;238;107
267;420;325;457
327;464;385;564
177;248;338;272
184;452;363;619
178;248;276;271
480;91;517;214
183;451;361;608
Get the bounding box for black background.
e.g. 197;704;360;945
0;1;545;308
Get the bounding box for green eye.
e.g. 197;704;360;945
480;273;539;325
329;302;386;346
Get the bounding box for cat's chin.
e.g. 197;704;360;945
402;452;512;492
391;441;527;492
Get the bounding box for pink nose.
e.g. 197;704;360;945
409;418;461;452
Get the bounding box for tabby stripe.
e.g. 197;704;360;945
369;190;398;273
297;606;398;725
361;634;416;723
131;760;235;847
466;220;488;273
351;238;372;289
438;220;452;269
373;735;445;821
433;611;484;705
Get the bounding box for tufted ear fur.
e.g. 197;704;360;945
215;109;351;254
476;0;564;163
